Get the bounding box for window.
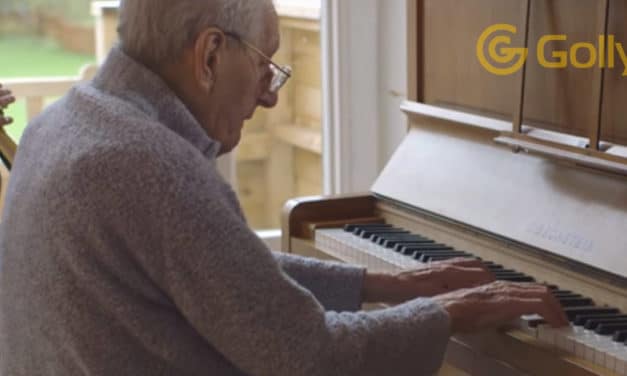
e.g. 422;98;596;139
235;0;323;230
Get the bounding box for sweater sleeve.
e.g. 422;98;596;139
273;252;365;312
80;147;451;376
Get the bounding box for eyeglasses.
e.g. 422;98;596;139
224;31;292;93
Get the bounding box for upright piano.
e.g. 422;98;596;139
282;1;627;375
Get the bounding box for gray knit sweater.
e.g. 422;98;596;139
0;47;450;376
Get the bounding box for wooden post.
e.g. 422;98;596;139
91;1;120;64
25;97;44;123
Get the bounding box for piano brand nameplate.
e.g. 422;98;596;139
371;121;627;278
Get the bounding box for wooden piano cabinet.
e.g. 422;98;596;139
281;194;377;254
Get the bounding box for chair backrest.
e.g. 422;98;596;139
0;129;17;167
0;155;10;221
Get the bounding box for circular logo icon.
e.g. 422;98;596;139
477;24;528;76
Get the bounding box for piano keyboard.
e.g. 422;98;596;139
315;224;627;375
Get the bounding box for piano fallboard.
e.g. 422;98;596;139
372;118;627;279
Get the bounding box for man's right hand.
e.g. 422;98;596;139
434;281;569;333
0;84;15;127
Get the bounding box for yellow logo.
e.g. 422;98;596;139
477;24;627;76
476;24;528;76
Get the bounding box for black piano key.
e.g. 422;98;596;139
401;244;453;253
595;322;627;335
383;238;434;248
613;330;627;342
378;234;429;241
498;275;536;282
483;263;504;270
409;249;466;258
353;223;395;232
585;317;627;330
425;256;464;262
351;225;393;233
491;269;518;274
360;229;408;239
574;313;627;327
565;307;620;321
418;252;472;262
344;223;388;232
392;241;439;252
421;254;475;262
554;294;585;301
493;272;535;282
552;290;576;297
557;297;595;308
369;230;411;240
374;234;414;245
353;227;395;237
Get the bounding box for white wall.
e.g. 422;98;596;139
322;0;408;194
377;0;408;167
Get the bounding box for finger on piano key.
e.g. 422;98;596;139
537;324;621;370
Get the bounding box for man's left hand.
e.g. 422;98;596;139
361;258;496;304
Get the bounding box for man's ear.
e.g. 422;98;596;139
194;28;225;93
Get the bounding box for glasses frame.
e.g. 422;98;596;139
223;31;292;93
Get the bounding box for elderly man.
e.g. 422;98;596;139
0;84;14;127
0;0;567;375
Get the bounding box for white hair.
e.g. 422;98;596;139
118;0;275;66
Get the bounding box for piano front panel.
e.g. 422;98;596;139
422;0;522;117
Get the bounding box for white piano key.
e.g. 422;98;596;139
605;349;617;372
538;325;557;345
556;327;578;353
585;343;596;363
587;335;622;368
616;353;627;376
575;337;591;358
518;314;541;337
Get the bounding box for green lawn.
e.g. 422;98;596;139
0;35;95;143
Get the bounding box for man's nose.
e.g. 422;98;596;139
258;91;278;108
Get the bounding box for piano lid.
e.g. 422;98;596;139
371;115;627;278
